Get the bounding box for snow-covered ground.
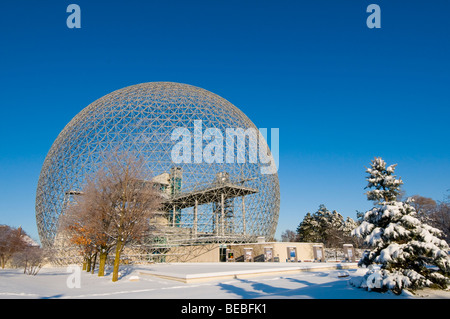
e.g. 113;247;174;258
0;263;449;299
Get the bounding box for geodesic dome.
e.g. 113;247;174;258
35;82;280;249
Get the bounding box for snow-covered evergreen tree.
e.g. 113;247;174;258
352;157;450;294
365;157;403;203
315;204;334;241
343;217;358;235
296;212;321;243
297;205;357;247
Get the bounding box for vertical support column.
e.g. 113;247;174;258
215;203;219;236
221;193;225;237
193;199;198;237
172;204;176;227
242;196;246;235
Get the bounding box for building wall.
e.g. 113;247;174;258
164;242;324;263
228;242;323;262
166;244;221;263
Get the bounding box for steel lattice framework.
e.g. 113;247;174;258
35;82;280;252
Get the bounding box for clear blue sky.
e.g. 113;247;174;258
0;0;449;243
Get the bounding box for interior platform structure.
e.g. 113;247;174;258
140;169;262;261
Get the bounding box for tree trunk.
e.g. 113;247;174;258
86;256;91;273
91;252;97;274
23;256;28;274
98;250;108;277
112;240;123;282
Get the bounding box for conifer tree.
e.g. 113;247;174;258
352;157;450;294
297;205;357;247
296;212;320;242
364;157;403;203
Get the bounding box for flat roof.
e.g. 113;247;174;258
162;182;258;210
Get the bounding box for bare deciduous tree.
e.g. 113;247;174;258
431;201;450;243
12;245;45;275
410;195;437;218
60;192;101;273
60;169;118;276
280;229;297;242
0;225;28;269
60;153;162;282
105;155;162;282
409;194;450;244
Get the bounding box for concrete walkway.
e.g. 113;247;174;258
138;262;358;283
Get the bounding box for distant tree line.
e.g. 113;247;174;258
282;184;449;249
